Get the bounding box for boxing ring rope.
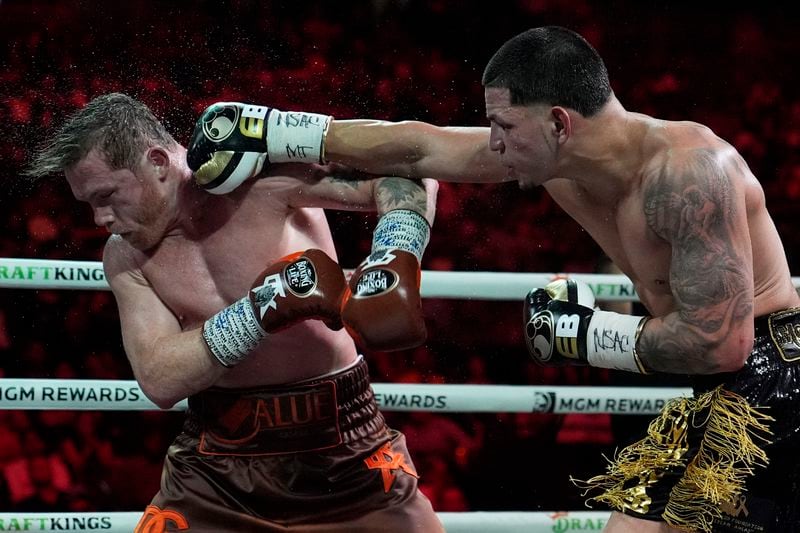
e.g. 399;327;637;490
5;257;800;300
0;511;609;533
0;257;645;301
0;256;742;531
0;378;691;414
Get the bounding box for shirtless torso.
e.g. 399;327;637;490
67;149;429;407
113;177;358;389
327;93;800;376
547;115;799;319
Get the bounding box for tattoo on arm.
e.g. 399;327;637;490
375;177;428;214
640;149;752;372
325;175;363;190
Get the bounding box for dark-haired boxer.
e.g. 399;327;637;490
211;25;800;533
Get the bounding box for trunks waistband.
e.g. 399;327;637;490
184;357;385;456
691;307;800;394
753;307;800;362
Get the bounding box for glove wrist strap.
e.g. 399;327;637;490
585;311;650;373
266;110;332;164
372;209;430;262
203;297;267;367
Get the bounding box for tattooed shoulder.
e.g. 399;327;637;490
643;148;736;241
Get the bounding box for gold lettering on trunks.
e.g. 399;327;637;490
769;308;800;362
254;389;335;428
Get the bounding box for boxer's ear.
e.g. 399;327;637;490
145;147;170;182
550;107;571;145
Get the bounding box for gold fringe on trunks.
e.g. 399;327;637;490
572;386;773;532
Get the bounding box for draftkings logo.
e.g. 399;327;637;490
549;512;607;532
0;516;113;531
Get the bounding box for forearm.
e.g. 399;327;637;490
636;312;751;374
327;120;423;178
128;328;227;409
374;176;432;224
327;119;504;183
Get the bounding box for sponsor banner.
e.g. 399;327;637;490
375;384;691;414
0;379;691;414
420;272;642;301
0;380;186;411
550;387;691;415
547;511;609;532
0;259;109;290
0;511;611;532
0;513;137;531
4;257;800;302
437;511;610;532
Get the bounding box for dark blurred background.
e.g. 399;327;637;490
0;0;798;515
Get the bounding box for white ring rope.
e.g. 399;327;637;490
0;378;691;414
0;511;610;533
0;257;629;301
6;257;799;301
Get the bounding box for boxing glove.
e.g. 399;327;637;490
524;278;650;373
187;102;332;195
203;249;346;367
342;209;430;351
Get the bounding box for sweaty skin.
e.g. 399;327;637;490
325;89;800;375
66;148;434;409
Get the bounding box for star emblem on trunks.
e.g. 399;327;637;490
251;273;286;319
364;442;418;493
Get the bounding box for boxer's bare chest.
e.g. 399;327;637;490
139;198;296;329
556;188;676;314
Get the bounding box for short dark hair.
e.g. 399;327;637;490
25;93;177;180
482;26;611;117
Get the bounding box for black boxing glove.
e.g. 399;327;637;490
187;102;332;194
524;278;650;373
203;249;345;367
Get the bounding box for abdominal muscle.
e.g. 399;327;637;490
213;323;359;389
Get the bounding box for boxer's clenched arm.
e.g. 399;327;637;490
638;149;755;374
103;238;226;409
106;239;346;408
326;120;510;184
283;171;434;351
283;165;436;225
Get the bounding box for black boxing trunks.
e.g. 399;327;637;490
575;308;800;532
134;357;442;532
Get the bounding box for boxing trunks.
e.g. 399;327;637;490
134;357;442;532
577;308;800;532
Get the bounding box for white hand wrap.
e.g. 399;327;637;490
586;311;649;373
371;209;431;262
266;110;332;164
202;297;267;367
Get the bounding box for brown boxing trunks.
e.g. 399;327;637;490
134;357;443;532
576;308;800;532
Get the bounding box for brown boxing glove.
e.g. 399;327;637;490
341;249;426;352
203;249;346;367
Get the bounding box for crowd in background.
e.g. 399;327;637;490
2;0;799;514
